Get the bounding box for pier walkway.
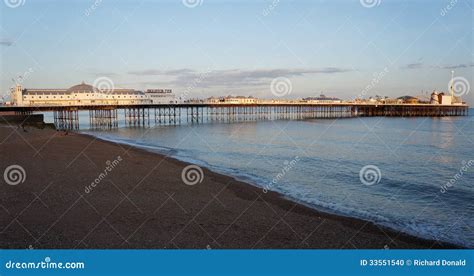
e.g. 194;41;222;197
0;103;469;130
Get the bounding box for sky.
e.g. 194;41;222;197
0;0;472;103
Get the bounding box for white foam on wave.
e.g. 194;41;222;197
81;130;472;248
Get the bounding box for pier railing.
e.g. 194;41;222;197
0;103;469;130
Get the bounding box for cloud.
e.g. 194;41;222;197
440;63;474;70
401;62;474;70
88;72;119;77
128;67;353;88
0;39;13;46
128;69;194;76
401;62;424;69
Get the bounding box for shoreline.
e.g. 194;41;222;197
80;131;465;248
0;125;461;249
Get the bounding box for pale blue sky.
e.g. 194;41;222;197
1;0;472;103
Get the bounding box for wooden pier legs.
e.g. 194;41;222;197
89;109;118;130
53;109;79;130
153;107;179;126
124;108;149;127
49;104;468;130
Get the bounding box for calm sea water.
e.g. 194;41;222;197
46;110;474;247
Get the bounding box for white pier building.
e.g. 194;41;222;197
10;82;178;106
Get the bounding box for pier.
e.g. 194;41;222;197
0;103;469;130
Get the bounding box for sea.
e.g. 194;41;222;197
45;109;474;247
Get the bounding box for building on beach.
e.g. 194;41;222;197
144;89;179;104
204;95;257;104
430;91;463;105
302;94;342;103
430;91;440;104
397;95;419;104
10;82;177;106
428;72;466;105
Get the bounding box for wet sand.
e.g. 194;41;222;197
0;125;457;249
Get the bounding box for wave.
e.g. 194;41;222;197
81;130;472;248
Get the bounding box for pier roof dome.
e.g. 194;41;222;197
67;82;97;93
